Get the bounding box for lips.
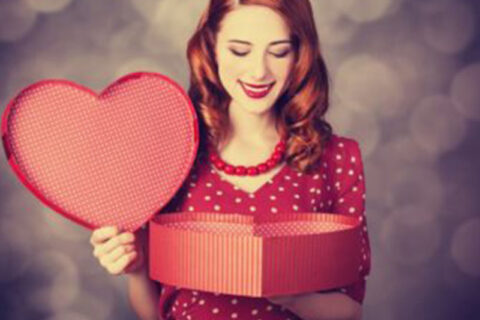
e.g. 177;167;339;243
239;81;275;99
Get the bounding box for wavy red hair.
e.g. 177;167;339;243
186;0;333;173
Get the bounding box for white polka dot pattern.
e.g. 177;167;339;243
155;135;371;319
164;218;353;236
2;72;198;231
327;139;370;299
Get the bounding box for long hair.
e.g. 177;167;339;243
186;0;333;173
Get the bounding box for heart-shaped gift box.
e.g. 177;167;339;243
1;72;199;232
149;212;363;297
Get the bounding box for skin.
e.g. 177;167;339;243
215;5;295;118
213;4;295;193
90;226;145;276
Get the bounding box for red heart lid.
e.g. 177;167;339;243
1;72;199;232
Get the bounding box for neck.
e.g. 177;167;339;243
222;100;280;150
216;100;282;165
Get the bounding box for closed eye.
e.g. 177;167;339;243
229;49;292;58
230;49;249;57
271;50;291;58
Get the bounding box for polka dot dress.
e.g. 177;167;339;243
156;134;371;320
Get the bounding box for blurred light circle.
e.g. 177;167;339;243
387;165;444;216
0;0;37;42
25;0;72;13
345;112;381;158
380;208;441;266
391;40;458;100
1;189;54;244
6;56;72;94
128;0;163;23
335;54;404;118
311;0;343;23
147;0;209;53
333;0;395;23
361;162;387;211
108;21;145;52
451;63;480;121
27;251;80;313
376;135;435;168
363;254;400;305
409;95;467;156
317;17;359;47
0;219;33;283
115;57;165;79
326;105;381;158
450;218;480;277
326;95;355;132
391;203;438;226
74;276;117;320
141;28;179;55
441;158;479;220
420;1;476;54
311;0;360;47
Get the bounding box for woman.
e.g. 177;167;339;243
90;1;371;319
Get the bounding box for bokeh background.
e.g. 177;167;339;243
1;0;479;319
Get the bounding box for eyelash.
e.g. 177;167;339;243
230;49;290;58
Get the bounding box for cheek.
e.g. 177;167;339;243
271;58;294;80
218;56;243;86
271;64;292;88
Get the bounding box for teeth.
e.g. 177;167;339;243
243;83;271;92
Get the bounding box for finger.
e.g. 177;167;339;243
90;226;119;246
107;245;135;264
108;252;137;275
95;232;135;257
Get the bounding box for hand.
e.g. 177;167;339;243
90;226;146;275
266;293;301;308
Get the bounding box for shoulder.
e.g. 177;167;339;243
304;133;363;176
323;133;362;157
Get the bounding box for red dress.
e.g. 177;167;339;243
155;134;371;320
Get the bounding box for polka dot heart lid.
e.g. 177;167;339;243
1;72;199;232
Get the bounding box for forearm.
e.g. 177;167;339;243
127;266;160;320
285;292;362;320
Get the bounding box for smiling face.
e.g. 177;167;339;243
215;5;296;116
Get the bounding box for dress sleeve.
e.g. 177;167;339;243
315;138;371;305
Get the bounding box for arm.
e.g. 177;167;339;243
278;291;361;320
126;224;161;320
126;266;161;320
270;138;370;319
324;138;371;306
90;223;161;320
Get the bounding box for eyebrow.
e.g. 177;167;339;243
227;39;292;46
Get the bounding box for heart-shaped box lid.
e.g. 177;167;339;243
2;72;199;232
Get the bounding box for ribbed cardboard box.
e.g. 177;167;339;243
149;212;362;297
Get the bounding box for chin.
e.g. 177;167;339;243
243;105;273;115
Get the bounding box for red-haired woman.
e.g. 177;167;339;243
89;1;371;319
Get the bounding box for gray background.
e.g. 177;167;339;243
1;0;479;319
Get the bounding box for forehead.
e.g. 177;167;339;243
217;5;290;43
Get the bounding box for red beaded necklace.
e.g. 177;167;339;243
209;139;287;176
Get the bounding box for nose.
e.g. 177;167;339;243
249;54;269;80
